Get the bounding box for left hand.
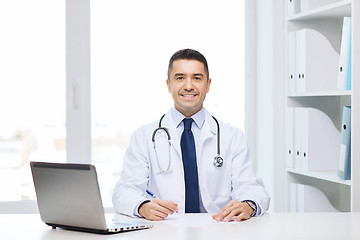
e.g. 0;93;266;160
212;200;254;222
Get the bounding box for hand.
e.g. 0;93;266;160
138;198;178;221
212;200;254;222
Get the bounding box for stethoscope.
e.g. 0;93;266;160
151;114;224;174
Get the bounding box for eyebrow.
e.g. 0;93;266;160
174;73;204;77
193;73;204;77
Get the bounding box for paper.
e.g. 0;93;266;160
162;213;237;227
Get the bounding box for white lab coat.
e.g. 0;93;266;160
113;109;270;217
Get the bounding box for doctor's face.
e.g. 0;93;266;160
166;59;211;118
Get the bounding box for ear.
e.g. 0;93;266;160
166;79;171;93
206;78;212;93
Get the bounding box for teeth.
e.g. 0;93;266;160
183;95;195;97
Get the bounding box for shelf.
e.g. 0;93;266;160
284;0;358;212
287;90;352;97
287;168;351;186
288;0;351;21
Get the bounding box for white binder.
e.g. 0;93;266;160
288;32;296;92
294;108;305;169
286;107;295;168
287;0;300;16
294;108;340;171
295;30;306;92
296;184;338;212
337;17;352;90
294;29;338;92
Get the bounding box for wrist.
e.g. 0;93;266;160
243;200;257;217
138;200;151;218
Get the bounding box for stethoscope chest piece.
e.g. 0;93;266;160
213;155;224;167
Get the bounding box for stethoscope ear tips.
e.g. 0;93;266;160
213;156;223;167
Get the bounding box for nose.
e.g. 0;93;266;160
184;78;193;90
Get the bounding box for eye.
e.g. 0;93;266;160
176;76;184;80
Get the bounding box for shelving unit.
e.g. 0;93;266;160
287;168;351;186
285;0;359;212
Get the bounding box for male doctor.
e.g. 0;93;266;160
113;49;270;222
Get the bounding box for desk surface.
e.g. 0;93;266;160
1;212;360;240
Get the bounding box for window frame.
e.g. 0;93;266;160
0;0;92;213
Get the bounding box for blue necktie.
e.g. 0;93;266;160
180;118;200;213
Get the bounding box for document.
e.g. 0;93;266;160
162;213;237;227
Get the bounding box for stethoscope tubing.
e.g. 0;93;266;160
151;114;223;173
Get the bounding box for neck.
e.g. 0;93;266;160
174;106;203;118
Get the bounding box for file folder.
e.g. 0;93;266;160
338;106;351;180
294;108;340;171
294;29;338;92
286;107;295;168
288;32;296;92
337;17;352;91
288;0;300;16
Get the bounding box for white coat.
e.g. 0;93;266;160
112;108;270;217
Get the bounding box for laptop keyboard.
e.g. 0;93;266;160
107;218;152;232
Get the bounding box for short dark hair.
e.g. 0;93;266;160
167;49;209;80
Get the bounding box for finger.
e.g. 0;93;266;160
220;200;237;212
223;208;241;222
234;212;251;222
146;202;169;221
139;202;163;221
213;200;245;222
151;208;169;220
154;199;178;213
213;206;235;222
153;204;174;216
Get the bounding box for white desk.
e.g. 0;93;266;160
1;212;360;240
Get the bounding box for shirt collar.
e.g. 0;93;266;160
171;107;205;130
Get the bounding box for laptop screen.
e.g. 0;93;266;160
30;162;108;231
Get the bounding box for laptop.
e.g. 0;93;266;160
30;161;153;234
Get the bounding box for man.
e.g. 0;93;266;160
113;49;270;222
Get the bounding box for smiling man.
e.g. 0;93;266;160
167;58;211;118
113;49;270;222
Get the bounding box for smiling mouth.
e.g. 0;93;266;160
181;94;197;98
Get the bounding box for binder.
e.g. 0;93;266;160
288;0;300;16
294;108;340;171
337;17;352;91
286;107;295;168
288;32;296;92
295;29;306;92
294;29;338;92
293;108;304;169
300;0;309;12
302;0;340;12
338;106;351;180
296;184;338;212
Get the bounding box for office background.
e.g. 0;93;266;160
1;0;270;213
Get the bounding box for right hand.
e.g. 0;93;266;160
138;198;178;221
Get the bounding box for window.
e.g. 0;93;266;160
0;0;244;210
0;1;65;202
91;0;245;207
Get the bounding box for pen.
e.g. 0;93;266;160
146;189;157;199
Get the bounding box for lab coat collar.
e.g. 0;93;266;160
171;107;205;130
161;108;217;157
